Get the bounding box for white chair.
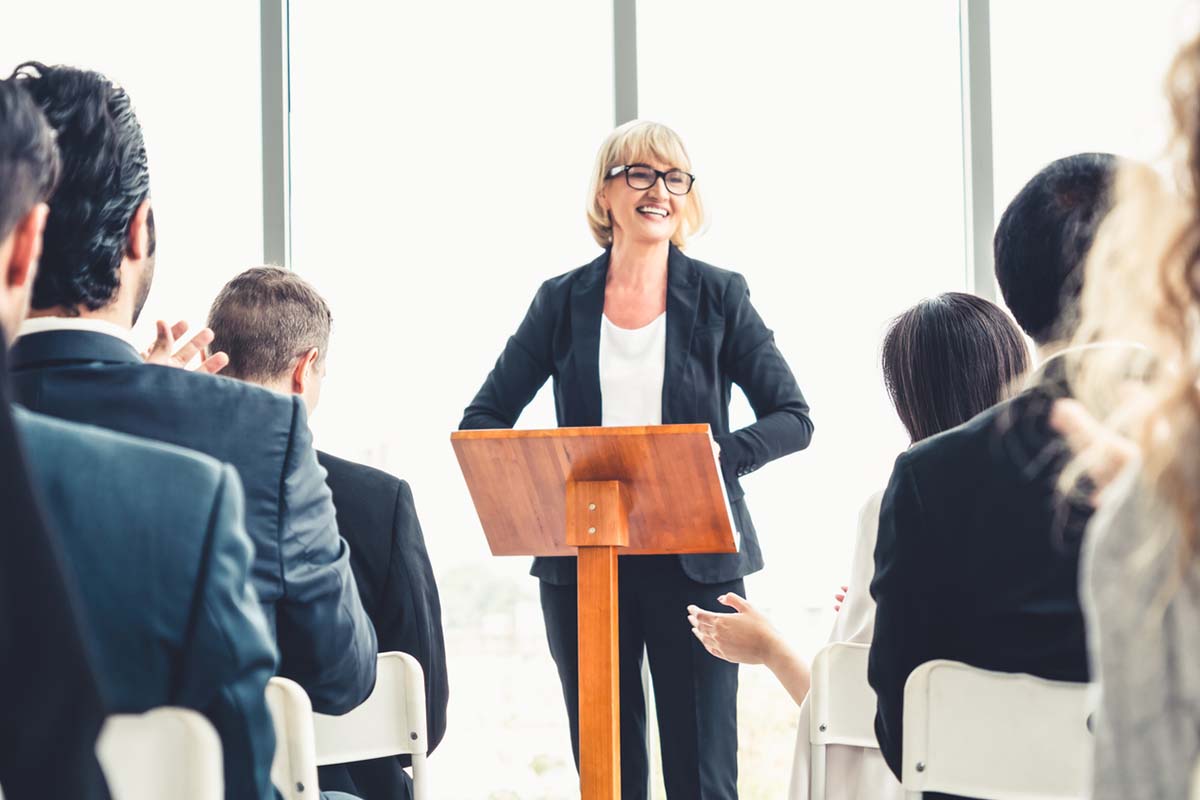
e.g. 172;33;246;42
901;660;1092;800
268;651;430;800
808;642;879;800
97;707;224;800
267;676;321;799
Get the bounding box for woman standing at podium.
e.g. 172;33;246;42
459;120;813;799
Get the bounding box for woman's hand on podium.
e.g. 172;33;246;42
688;593;810;705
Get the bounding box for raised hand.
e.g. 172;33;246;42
688;592;812;705
142;320;229;374
687;592;781;666
1049;398;1139;505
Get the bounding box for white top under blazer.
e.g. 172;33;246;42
599;312;666;427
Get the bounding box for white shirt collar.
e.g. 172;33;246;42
18;316;140;353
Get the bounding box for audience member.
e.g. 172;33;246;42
0;76;277;800
0;78;110;800
689;292;1029;800
5;62;377;715
1059;33;1200;800
208;266;449;800
867;152;1117;792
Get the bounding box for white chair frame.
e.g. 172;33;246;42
268;651;430;800
98;707;224;800
808;642;879;800
901;659;1092;800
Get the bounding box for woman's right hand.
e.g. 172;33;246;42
687;593;782;666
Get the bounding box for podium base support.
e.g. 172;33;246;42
570;480;629;800
578;545;620;799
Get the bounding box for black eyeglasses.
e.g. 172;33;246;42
607;164;695;195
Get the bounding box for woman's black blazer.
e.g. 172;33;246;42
460;245;813;585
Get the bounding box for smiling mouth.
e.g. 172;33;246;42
637;205;669;218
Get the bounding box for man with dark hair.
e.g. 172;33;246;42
0;72;109;800
6;62;378;718
868;152;1118;792
209;266;449;800
0;77;278;800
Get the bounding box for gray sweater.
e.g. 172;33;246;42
1082;463;1200;799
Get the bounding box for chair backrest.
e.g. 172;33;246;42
267;652;430;800
810;642;877;748
808;642;878;800
312;651;429;765
96;708;223;800
266;677;321;800
902;660;1092;800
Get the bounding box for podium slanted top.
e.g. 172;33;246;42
451;424;736;557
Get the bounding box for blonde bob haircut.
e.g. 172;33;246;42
586;120;706;250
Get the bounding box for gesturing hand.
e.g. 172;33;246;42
142;320;229;374
1049;398;1139;506
687;593;782;666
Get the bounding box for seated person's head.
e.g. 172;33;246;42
994;152;1117;346
207;266;332;413
0;78;59;344
12;62;155;326
882;291;1029;443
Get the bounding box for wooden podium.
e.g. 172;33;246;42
451;424;736;799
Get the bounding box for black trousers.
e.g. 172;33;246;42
540;555;743;799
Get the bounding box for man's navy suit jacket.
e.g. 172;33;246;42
0;338;108;800
10;329;376;714
316;451;449;800
17;407;279;800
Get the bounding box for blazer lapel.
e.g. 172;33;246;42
663;246;699;423
569;251;609;427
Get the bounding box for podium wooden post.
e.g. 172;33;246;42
451;425;736;800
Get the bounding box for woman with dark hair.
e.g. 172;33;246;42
689;291;1029;800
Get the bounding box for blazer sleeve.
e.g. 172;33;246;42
867;454;935;779
713;273;814;482
375;479;449;756
276;398;378;714
460;281;555;430
177;465;280;800
1;417;110;800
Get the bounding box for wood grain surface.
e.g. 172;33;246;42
451;424;736;557
577;545;620;799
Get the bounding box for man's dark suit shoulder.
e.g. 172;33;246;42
318;450;405;511
10;330;377;715
314;450;448;800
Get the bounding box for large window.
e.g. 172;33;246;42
991;0;1198;215
3;1;264;345
289;2;614;796
20;1;1198;797
637;1;966;791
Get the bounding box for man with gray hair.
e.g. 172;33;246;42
208;266;448;800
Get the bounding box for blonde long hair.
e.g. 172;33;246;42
1066;34;1200;556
